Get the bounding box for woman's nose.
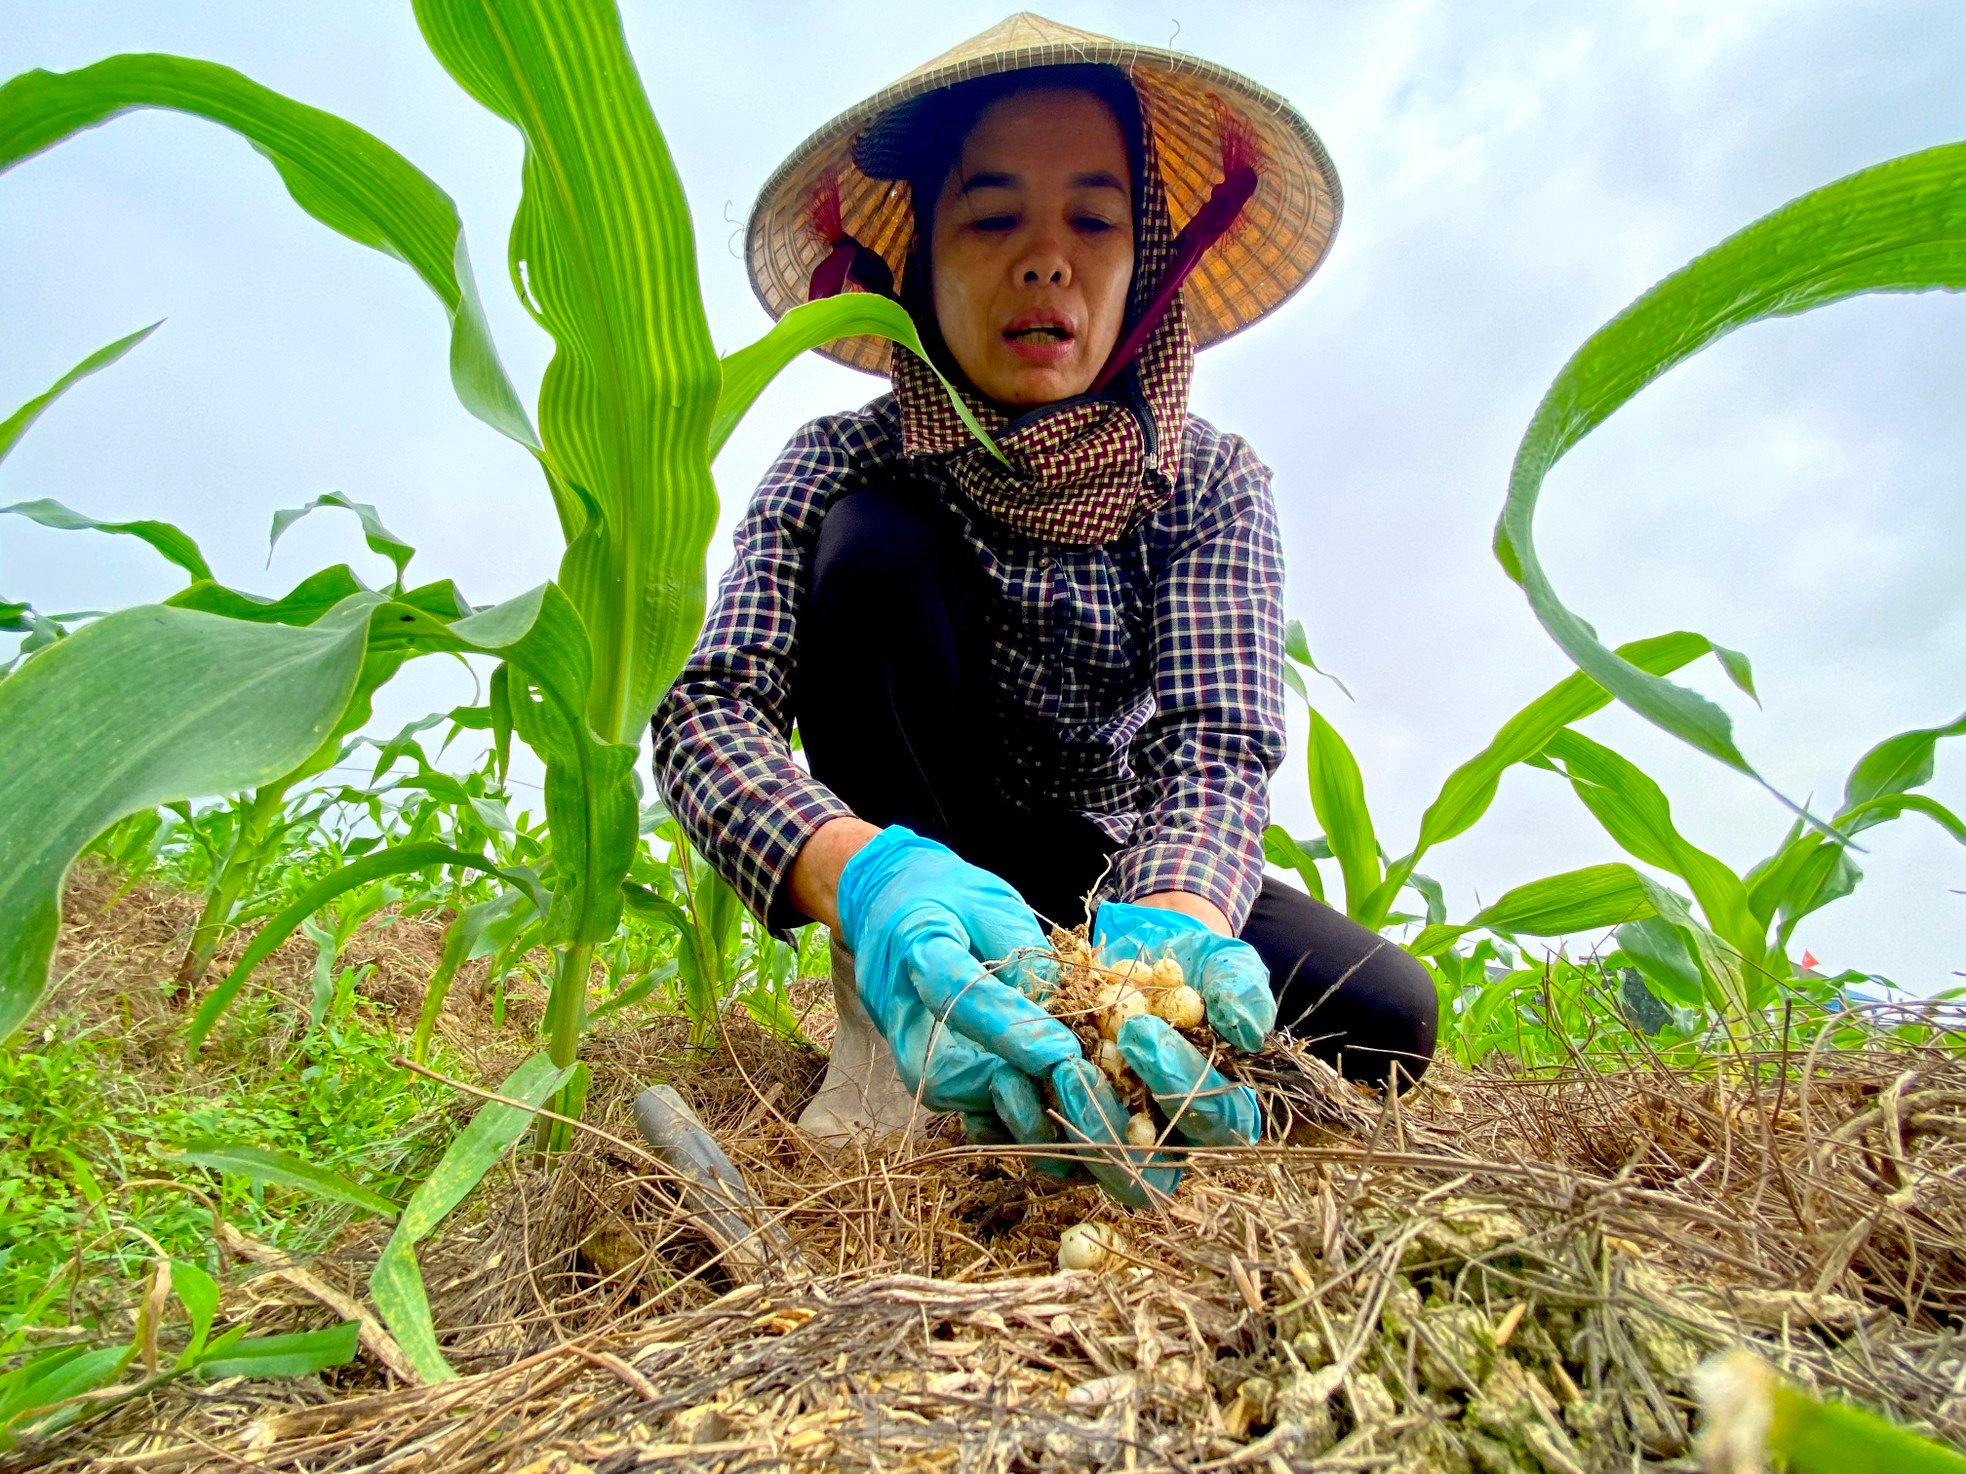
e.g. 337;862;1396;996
1015;231;1071;286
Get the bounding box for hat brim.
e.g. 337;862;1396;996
745;27;1343;375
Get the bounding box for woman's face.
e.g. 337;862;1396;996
929;87;1135;408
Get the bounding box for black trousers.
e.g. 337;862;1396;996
790;474;1438;1091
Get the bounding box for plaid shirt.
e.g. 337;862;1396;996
650;392;1288;935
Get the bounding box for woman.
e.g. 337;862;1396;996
652;15;1436;1201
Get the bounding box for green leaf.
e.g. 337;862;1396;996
1279;661;1310;707
0;323;159;468
1493;142;1966;802
1843;711;1966;813
1616;918;1708;1009
397;587;638;945
0;1345;129;1434
1;497;213;584
1839;791;1966;845
1410;863;1662;958
168;1261;220;1369
411;886;538;1061
300;916;338;1035
219;581;634;953
1366;631;1731;931
1748;718;1964;948
413;0;719;747
1544;730;1763;958
0;56;535;449
268;492;415;591
167;565;368;624
185;838;539;1051
588;957;677;1021
1262;825;1326;904
1407;633;1728;862
0;602;372;1043
369;1052;572;1382
1281;617;1353;700
1;1346;93;1425
194;1322;359;1380
168;1143;401;1219
1304;708;1380;919
713;295;1005;464
1697;1350;1966;1474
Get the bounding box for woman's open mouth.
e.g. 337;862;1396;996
1002;319;1075;365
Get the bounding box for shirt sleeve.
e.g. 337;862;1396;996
649;419;858;936
1101;434;1289;932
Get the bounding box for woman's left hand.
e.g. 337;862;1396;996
1090;898;1277;1149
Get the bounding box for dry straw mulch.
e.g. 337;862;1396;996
16;878;1966;1472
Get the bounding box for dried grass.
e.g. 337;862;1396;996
14;879;1966;1472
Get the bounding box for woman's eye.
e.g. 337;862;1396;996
972;215;1017;232
1076;217;1119;233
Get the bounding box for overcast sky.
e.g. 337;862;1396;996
4;2;1961;987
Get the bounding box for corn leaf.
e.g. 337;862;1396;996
712;296;1005;463
1494;142;1966;800
1281;617;1353;700
167;1262;220;1369
411;886;537;1061
1262;826;1328;904
0;55;535;449
1304;708;1380;919
0;497;212;584
0;1345;130;1437
1616;917;1708;1008
1696;1350;1966;1474
1410;863;1663;958
0;322;158;468
167;1143;402;1219
1405;633;1738;866
194;1322;359;1380
0;1347;94;1426
0;603;372;1043
166;566;369;623
1543;729;1765;984
1747;712;1965;946
413;0;718;747
1359;632;1741;930
369;1052;572;1382
268;492;415;591
1843;710;1966;813
328;583;638;950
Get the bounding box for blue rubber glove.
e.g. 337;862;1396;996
837;827;1173;1203
1091;900;1274;1149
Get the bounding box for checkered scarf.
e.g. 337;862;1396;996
887;120;1194;547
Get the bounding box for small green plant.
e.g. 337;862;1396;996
1;1260;356;1453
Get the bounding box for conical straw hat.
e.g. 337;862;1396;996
746;11;1343;375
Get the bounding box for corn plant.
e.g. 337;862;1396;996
1494;141;1965;806
1516;713;1963;1016
1266;624;1752;934
1411;141;1966;1016
0;0;997;1381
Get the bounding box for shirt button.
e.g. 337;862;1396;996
1039;557;1053;571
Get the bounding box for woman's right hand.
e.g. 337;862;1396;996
831;824;1178;1206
